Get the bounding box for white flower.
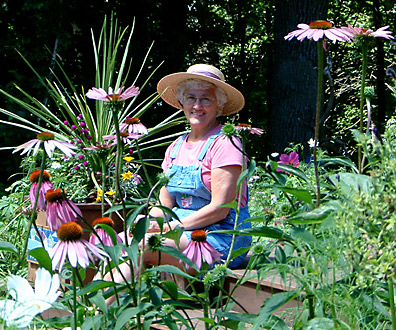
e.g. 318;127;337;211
308;138;318;148
0;268;61;328
271;152;279;158
51;162;62;169
271;194;277;204
0;300;39;329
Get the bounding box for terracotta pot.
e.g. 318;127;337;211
75;203;126;239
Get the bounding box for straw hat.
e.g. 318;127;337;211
157;64;245;115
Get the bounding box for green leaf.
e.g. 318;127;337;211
362;292;392;320
328;172;373;195
96;223;118;246
150;205;179;221
114;303;152;330
268;184;313;206
126;204;147;229
28;247;52;273
147;264;197;281
288;227;317;246
319;156;359;173
275;164;313;187
240;216;270;224
210;227;292;241
77;279;118;296
157;245;198;271
251;291;298;330
0;241;18;254
237;159;257;189
162;226;183;247
131;214;150;243
288;204;336;225
163;318;179;330
159;280;179;300
274;245;286;264
125;243;139;267
149;286;163;306
89;293;108;315
219;201;238;209
304;317;335;329
229;246;251;260
104;244;124;267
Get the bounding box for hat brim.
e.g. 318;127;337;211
157;72;245;115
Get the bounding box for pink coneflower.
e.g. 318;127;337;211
340;25;394;40
285;20;351;42
235;123;264;135
119;117;149;135
276;151;300;172
89;217;123;247
49;222;108;271
29;170;53;210
182;230;222;270
13;132;76;158
85;86;140;102
103;131;140;146
44;188;82;231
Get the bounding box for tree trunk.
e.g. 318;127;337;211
266;0;328;157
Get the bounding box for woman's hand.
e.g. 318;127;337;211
147;219;171;233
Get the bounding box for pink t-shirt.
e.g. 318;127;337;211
161;125;248;206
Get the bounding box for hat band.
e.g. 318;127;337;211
189;70;223;81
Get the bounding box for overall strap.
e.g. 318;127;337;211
170;134;188;159
198;130;222;161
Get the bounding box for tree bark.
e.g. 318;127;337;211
266;0;328;156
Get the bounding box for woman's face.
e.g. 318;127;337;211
181;87;219;129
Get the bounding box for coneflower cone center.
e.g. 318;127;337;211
37;132;55;141
222;124;235;135
106;94;121;101
58;222;83;241
30;170;50;183
93;217;114;227
45;188;64;202
125;117;140;125
191;230;207;242
309;20;332;29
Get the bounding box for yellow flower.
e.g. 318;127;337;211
106;189;116;197
122;171;133;181
123;156;134;162
96;189;103;202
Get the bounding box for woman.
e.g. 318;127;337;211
145;63;252;269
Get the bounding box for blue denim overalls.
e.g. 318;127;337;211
165;130;252;268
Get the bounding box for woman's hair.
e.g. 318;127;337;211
176;79;228;116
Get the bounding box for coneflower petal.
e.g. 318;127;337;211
67;241;78;268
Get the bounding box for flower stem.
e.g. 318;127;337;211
111;107;129;246
72;268;78;330
101;158;106;216
358;41;368;173
388;276;396;330
17;151;47;270
313;41;325;208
